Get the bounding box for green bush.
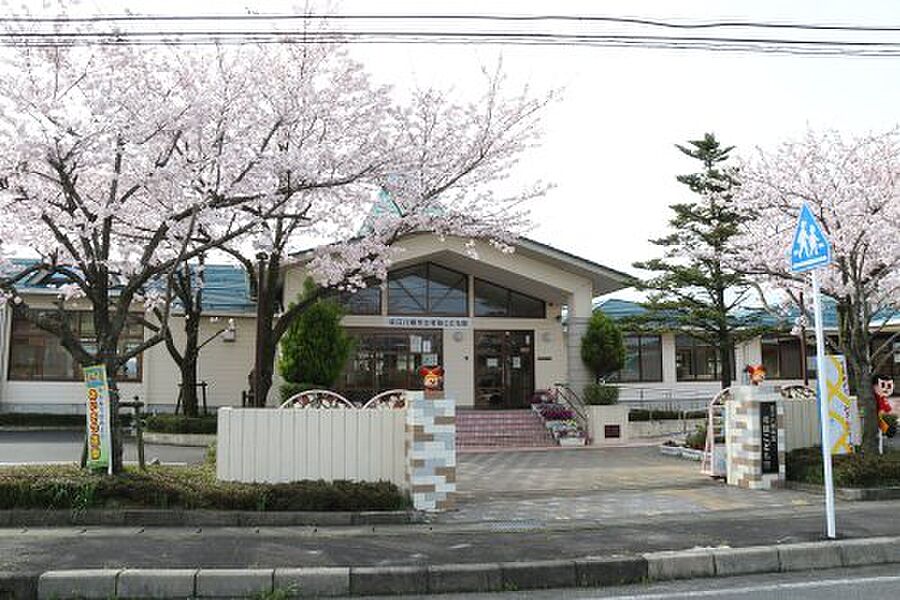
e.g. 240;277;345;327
279;288;352;390
0;464;408;511
0;413;84;427
786;447;900;487
684;423;707;450
582;383;619;405
279;382;318;404
144;414;217;434
629;409;706;422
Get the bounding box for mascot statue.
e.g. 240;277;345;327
873;375;896;440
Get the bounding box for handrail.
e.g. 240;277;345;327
552;382;590;440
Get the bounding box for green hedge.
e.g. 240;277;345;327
144;414;217;434
0;413;84;427
628;409;706;422
786;447;900;488
0;464;407;511
582;383;619;405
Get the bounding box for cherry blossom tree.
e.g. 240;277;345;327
236;66;551;406
0;34;398;469
732;129;900;450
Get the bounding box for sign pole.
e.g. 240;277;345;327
811;269;836;539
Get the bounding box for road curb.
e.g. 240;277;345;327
785;480;900;501
9;536;900;599
142;432;216;447
0;508;422;527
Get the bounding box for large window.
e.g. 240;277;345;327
676;335;724;381
609;334;663;382
387;263;467;316
8;311;143;382
338;285;382;315
338;328;443;402
474;279;545;318
762;336;803;380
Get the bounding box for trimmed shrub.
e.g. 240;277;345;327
144;414;217;434
684;423;707;450
583;383;619;405
0;464;408;511
786;447;900;487
279;293;352;390
0;413;84;427
629;409;707;422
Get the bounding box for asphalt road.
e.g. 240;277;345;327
0;430;207;465
1;500;899;573
361;565;900;599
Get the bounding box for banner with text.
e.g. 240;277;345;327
824;355;856;454
83;364;112;470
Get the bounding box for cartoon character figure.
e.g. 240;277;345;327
419;365;444;392
873;375;895;435
746;364;767;386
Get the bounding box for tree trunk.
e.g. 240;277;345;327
719;332;734;389
180;356;199;417
180;317;201;417
252;253;280;407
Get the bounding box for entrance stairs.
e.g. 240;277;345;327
456;409;556;449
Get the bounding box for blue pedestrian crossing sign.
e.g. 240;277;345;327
790;203;832;273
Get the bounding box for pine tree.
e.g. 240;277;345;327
632;133;756;389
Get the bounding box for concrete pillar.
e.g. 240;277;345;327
565;282;594;396
725;386;786;490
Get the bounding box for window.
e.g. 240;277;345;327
338;328;443;402
676;335;722;381
761;336;803;379
609;334;662;382
8;311;144;382
474;279;545;319
338;285;382;315
387;263;467;316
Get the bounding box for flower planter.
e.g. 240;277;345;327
558;436;586;447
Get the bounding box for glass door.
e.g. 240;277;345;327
474;330;535;409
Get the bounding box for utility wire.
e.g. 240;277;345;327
4;14;900;56
3;13;900;33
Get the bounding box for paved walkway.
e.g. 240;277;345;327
445;446;814;524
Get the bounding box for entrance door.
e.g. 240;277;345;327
474;330;535;409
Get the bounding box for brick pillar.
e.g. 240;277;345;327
725;386;786;490
405;391;456;511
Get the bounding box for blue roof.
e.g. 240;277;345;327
4;259;255;314
595;297;846;331
198;264;255;313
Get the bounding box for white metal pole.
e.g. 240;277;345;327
812;270;836;539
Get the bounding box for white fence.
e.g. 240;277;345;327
216;407;406;486
782;399;821;452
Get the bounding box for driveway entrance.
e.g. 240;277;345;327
441;445;816;525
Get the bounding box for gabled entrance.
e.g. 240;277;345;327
473;330;535;409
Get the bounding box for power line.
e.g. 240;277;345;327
4;13;900;33
3;14;900;56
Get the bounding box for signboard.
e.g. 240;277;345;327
83;364;112;473
759;401;779;474
790;203;832;273
385;316;470;329
824;355;856;454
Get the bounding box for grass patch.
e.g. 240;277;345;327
144;414;218;434
786;447;900;488
0;463;407;511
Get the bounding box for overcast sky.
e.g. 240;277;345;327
30;1;900;297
